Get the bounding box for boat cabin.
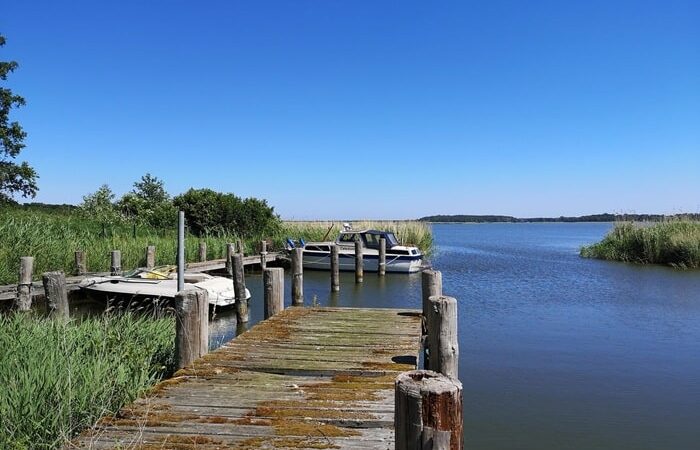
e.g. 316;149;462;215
338;230;401;250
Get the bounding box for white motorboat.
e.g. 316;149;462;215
297;227;424;273
78;265;249;307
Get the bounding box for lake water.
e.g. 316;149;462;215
206;223;700;449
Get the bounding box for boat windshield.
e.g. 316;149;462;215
384;232;400;247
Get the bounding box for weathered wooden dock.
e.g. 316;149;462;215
71;306;422;449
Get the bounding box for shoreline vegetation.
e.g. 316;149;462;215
419;213;700;223
580;220;700;269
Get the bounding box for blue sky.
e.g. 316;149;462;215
2;1;698;219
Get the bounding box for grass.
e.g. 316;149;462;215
580;220;700;268
0;312;174;449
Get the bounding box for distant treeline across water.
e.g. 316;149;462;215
419;213;700;223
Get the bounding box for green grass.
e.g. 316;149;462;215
0;313;174;449
580;220;700;268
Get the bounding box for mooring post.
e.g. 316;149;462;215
42;271;69;319
421;269;443;369
237;238;244;255
225;243;235;275
232;253;249;323
260;240;267;270
15;256;34;311
395;370;463;450
264;267;284;319
426;295;459;379
198;241;207;262
379;237;387;276
291;247;304;306
146;245;156;269
174;289;209;370
110;250;122;276
330;244;340;292
355;239;364;283
74;250;86;275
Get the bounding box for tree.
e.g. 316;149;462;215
80;184;119;223
0;33;37;203
118;173;175;228
132;173;169;204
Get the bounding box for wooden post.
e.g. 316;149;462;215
260;240;267;270
175;289;209;370
421;269;443;369
42;271;69;319
264;267;284;319
146;245;156;269
355;239;364;283
232;253;249;323
426;295;459;379
330;244;340;292
198;241;207;262
291;247;303;306
74;251;86;275
110;250;122;276
237;238;244;255
378;237;387;276
225;243;235;275
15;256;34;311
395;370;463;450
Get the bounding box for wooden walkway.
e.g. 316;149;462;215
71;307;422;449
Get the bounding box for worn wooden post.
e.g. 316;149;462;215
421;269;443;369
291;247;304;306
355;239;364;283
42;271;69;319
426;295;459;379
174;289;209;369
379;237;387;276
74;250;86;275
15;256;34;311
146;245;156;269
110;250;122;276
264;267;284;319
225;243;235;275
260;240;267;270
395;370;463;450
330;244;340;292
232;253;249;323
237;238;244;255
198;241;207;262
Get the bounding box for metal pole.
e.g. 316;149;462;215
177;211;185;292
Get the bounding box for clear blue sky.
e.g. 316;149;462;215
2;1;698;219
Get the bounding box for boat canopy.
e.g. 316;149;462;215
337;230;401;249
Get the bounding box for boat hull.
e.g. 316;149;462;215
302;250;423;273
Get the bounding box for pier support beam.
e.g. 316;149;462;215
175;289;209;370
264;267;284;319
225;243;235;275
110;250;121;276
426;295;459;379
74;251;86;275
232;253;249;323
330;244;340;292
395;370;463;450
355;240;364;283
291;247;304;306
146;245;156;269
379;237;387;276
42;271;69;319
421;270;443;369
15;256;34;311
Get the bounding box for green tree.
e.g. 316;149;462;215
0;33;37;203
118;173;176;228
80;184;119;223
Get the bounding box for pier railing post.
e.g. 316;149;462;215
421;270;443;369
395;370;463;450
426;295;459;379
260;240;267;270
74;250;86;275
175;289;209;370
379;237;387;276
198;241;207;262
110;250;122;276
225;243;235;275
42;271;69;320
15;256;34;311
146;245;156;269
291;247;304;306
264;267;284;319
232;253;249;323
330;244;340;292
355;240;364;283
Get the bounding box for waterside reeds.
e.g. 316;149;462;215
580;220;700;268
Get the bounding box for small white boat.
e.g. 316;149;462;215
298;227;424;273
78;265;249;307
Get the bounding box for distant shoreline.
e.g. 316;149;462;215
418;213;700;223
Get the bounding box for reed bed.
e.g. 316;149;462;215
580;220;700;268
0;313;174;449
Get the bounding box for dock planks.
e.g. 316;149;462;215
70;307;422;449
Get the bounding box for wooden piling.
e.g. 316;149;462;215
42;271;69;319
263;267;284;319
260;240;267;270
198;241;207;262
379;237;387;276
225;243;235;275
232;253;249;323
330;244;340;292
15;256;34;311
237;238;244;255
110;250;122;276
355;239;364;283
426;295;459;379
174;289;209;370
395;370;463;450
421;269;443;369
74;251;86;275
146;245;156;269
291;247;304;306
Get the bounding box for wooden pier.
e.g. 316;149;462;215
70;307;422;449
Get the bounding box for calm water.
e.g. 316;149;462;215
207;223;700;449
